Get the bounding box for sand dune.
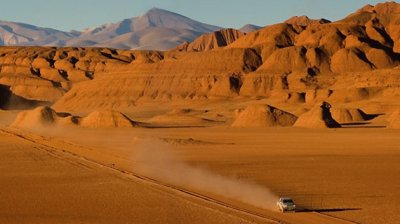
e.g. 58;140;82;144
80;110;137;128
147;109;220;127
232;104;297;127
10;106;77;128
294;102;341;128
10;107;137;129
330;107;378;124
388;109;400;128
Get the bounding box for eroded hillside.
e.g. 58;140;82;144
1;2;400;128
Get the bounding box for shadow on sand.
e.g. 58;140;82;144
340;124;387;128
339;112;386;128
296;207;361;213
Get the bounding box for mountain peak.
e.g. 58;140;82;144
141;7;188;20
39;7;221;50
239;24;262;33
149;7;165;11
130;7;220;33
144;7;172;16
284;15;330;26
147;7;173;13
358;1;400;14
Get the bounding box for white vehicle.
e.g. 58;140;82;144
277;197;296;212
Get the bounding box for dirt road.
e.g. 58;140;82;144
0;128;359;224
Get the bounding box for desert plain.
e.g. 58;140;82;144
1;1;400;224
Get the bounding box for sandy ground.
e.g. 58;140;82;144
0;130;275;224
1;122;399;224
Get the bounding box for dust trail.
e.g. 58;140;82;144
133;138;279;210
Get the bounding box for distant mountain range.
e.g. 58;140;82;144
0;8;262;50
0;21;79;46
239;24;263;33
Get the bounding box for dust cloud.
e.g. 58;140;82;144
133;138;279;210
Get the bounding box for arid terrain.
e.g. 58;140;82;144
0;119;399;224
1;1;400;224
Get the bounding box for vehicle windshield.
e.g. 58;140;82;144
283;199;294;204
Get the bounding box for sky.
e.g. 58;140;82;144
0;0;389;31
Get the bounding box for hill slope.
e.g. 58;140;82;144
1;2;400;125
176;28;245;51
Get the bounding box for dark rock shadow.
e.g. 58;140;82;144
0;84;49;110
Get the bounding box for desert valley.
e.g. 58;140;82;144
0;1;400;224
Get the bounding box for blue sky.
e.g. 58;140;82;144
1;0;388;31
